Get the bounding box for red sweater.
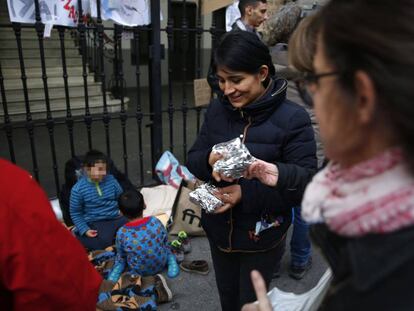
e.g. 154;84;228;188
0;159;102;310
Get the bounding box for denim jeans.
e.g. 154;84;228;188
290;206;311;267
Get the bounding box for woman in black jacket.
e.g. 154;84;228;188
186;31;317;311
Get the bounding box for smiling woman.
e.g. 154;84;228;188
216;66;268;108
186;31;317;311
214;29;274;109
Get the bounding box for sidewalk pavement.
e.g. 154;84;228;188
160;228;328;311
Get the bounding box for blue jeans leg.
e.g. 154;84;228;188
290;206;311;267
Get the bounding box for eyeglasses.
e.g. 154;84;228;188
294;71;341;107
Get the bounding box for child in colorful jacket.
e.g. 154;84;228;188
108;189;179;281
70;150;127;250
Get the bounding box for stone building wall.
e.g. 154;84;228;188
261;0;327;46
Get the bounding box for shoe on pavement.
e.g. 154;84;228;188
289;258;312;280
178;230;192;253
154;274;173;303
180;260;209;275
169;239;185;263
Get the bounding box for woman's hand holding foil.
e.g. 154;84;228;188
214;184;242;214
245;159;279;187
209;151;236;183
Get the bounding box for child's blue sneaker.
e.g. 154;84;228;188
167;254;180;278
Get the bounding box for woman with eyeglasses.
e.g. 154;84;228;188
186;30;317;311
244;0;414;310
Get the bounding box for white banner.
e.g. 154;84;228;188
54;0;90;27
7;0;156;27
90;0;152;27
6;0;90;26
7;0;57;24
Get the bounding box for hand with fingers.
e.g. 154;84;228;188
85;229;98;238
245;159;279;187
214;184;242;214
209;151;237;183
241;270;273;311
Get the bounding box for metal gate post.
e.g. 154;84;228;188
149;0;163;179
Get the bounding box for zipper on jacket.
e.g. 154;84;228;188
228;208;233;250
95;182;103;196
223;116;252;252
242;116;252;143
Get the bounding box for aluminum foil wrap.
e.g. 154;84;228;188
212;136;255;179
189;183;224;213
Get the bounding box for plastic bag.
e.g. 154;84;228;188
266;268;332;311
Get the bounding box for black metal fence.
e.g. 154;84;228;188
0;0;226;197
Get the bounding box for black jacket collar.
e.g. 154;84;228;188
222;78;288;125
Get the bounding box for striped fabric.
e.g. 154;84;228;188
303;148;414;237
70;174;123;235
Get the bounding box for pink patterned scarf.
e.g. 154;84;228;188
302;148;414;237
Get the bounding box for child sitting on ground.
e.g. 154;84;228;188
108;189;179;281
70;149;127;250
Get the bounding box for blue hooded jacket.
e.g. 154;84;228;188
70;174;123;235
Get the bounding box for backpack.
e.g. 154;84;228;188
59;156;135;226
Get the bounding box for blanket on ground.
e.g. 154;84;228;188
90;249;158;311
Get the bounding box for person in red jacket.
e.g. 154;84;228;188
0;159;102;310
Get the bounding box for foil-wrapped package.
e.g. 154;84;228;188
189;183;224;213
212;136;255;179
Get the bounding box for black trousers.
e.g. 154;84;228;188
209;236;286;311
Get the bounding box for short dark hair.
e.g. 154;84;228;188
239;0;267;17
118;189;145;219
83;149;107;167
214;31;275;80
319;0;414;173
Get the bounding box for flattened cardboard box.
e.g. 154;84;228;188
202;0;234;15
193;78;212;107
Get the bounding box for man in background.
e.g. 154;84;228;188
208;0;269;96
232;0;269;38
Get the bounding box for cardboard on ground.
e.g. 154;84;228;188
194;78;212;107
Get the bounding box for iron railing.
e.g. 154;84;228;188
0;0;226;197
